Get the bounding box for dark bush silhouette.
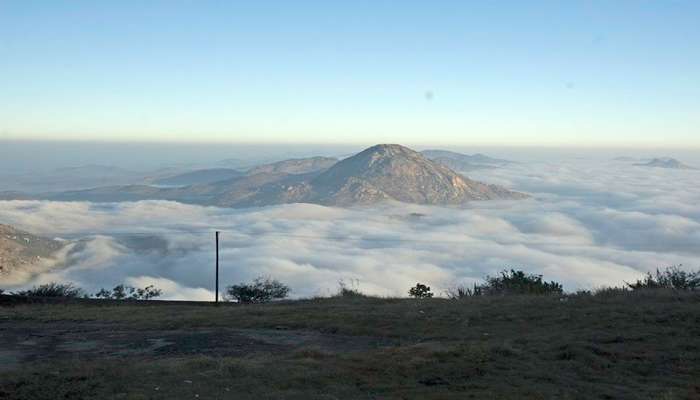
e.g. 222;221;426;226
445;284;483;299
408;283;434;298
94;284;162;300
15;282;86;298
626;266;700;291
592;287;629;297
334;279;367;298
225;277;290;303
479;270;563;296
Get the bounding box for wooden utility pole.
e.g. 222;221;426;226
215;231;220;304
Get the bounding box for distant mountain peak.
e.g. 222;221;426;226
337;144;418;169
304;144;526;206
635;158;696;170
363;143;415;154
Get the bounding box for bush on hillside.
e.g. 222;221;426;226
225;277;290;304
334;279;366;298
94;284;163;300
408;283;434;298
15;282;86;298
445;284;483;299
592;287;631;297
627;266;700;291
479;270;563;296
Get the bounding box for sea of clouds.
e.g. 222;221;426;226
1;158;699;300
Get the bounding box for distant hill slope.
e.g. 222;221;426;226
1;164;149;193
613;156;642;162
148;157;336;187
247;156;338;175
635;158;697;170
0;224;64;276
49;185;169;203
41;144;527;207
152;168;244;186
53;165;135;177
0;191;34;201
421;149;512;171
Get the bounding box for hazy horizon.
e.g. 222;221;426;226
2;140;700;173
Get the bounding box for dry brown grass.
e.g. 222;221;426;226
1;290;699;399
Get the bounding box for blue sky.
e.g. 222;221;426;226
1;1;698;147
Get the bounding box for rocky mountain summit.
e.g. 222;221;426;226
210;144;527;207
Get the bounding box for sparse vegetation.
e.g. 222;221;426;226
11;282;163;300
334;279;366;298
224;276;290;303
446;270;563;298
14;282;86;298
627;265;700;291
1;290;699;399
408;283;433;298
445;283;482;299
592;286;630;297
478;269;563;296
94;284;162;300
4;267;700;398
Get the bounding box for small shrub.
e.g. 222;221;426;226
225;276;290;304
593;286;629;297
94;284;162;300
15;282;86;298
408;283;434;298
445;284;483;299
626;266;700;291
570;289;592;297
480;269;563;296
335;279;366;298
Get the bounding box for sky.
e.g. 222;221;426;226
1;1;699;147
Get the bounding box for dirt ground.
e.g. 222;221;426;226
1;292;699;399
0;320;396;372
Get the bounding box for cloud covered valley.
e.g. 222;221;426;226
1;158;699;300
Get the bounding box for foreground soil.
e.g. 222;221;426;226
1;291;699;399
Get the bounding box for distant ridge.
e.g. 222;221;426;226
247;156;338;176
421;149;512;171
635;158;697;170
37;144;528;208
153;168;243;186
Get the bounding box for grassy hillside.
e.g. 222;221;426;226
1;291;699;399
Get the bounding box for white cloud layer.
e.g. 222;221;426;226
1;159;700;299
